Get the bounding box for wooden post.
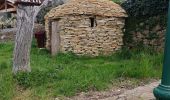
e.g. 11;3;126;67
51;21;60;56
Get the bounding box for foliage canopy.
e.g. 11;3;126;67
122;0;169;17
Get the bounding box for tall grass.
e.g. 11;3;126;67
0;43;14;100
0;42;163;99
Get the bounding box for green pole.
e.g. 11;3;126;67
153;1;170;100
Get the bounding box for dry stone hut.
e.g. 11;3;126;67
45;0;127;56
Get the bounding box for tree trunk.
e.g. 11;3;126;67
13;5;35;74
13;0;67;74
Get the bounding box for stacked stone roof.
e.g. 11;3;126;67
45;0;127;19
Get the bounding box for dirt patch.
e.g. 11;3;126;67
59;79;158;100
12;78;158;100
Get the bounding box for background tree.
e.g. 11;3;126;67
13;0;67;74
122;0;168;17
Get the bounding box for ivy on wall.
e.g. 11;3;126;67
122;0;169;17
121;0;168;52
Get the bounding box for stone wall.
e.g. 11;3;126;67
124;15;166;52
0;24;44;43
46;15;125;56
0;28;17;42
0;30;16;42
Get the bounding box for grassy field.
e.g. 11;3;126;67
0;42;163;100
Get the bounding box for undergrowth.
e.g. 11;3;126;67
0;42;163;100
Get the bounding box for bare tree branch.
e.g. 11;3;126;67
34;0;67;17
33;0;49;17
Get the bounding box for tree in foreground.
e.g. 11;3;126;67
13;0;67;74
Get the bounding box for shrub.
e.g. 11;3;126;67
122;0;169;17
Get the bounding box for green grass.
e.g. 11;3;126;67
0;43;14;100
0;42;163;100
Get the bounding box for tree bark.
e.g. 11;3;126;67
13;5;35;74
13;0;67;74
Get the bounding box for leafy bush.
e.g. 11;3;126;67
112;0;124;3
122;0;169;17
